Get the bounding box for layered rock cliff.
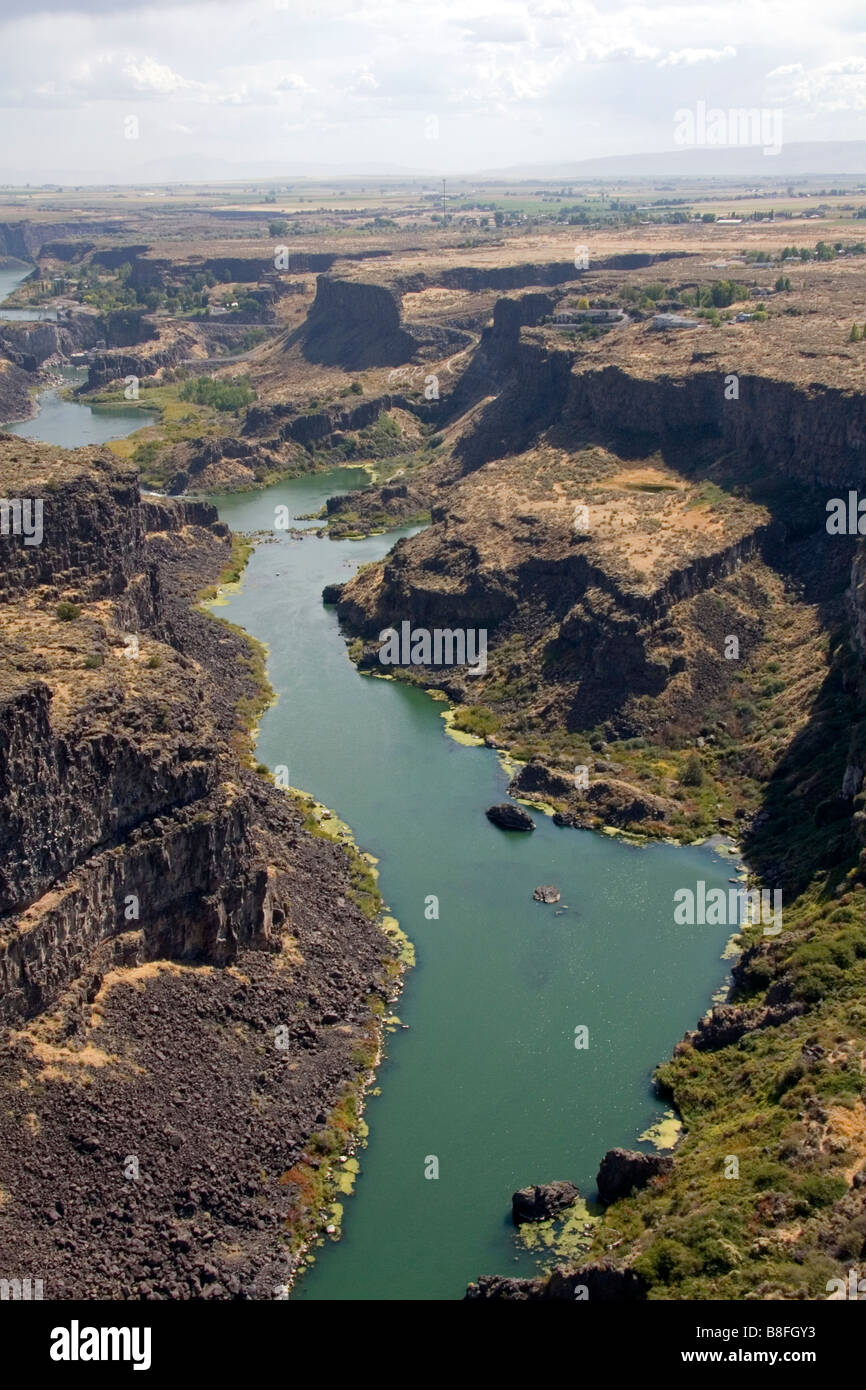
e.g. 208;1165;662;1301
0;437;400;1298
0;359;33;424
291;275;471;371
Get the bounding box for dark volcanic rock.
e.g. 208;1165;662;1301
532;884;560;903
510;758;575;800
321;582;344;604
465;1260;646;1300
512;1180;580;1224
678;1000;806;1052
596;1148;673;1205
0;360;35;423
486;802;535;831
0;436;401;1299
297;276;415;369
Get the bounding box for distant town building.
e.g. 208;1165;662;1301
650;313;704;331
551;309;627;325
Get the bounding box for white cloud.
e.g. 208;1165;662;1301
351;71;380;93
276;73;312;93
122;56;194;95
769;54;866;114
461;16;533;44
0;0;864;173
659;46;736;68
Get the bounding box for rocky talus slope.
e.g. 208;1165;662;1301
0;436;400;1299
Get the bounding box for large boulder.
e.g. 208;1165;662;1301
486;802;535;832
533;885;561;903
596;1148;672;1205
512;1180;581;1225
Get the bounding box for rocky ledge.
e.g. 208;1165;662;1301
466;1261;646;1301
596;1148;674;1205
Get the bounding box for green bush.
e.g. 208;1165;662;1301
794;1174;847;1211
635;1238;698;1285
56;602;80;621
452;705;500;737
680;752;705;787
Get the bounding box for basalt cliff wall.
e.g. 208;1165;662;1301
293;275;470;370
449;323;866;494
392;249;689;296
0;439;398;1298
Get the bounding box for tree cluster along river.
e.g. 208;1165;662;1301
0;261;58;320
0;263;156;444
5;308;737;1300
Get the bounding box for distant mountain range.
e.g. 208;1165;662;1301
480;142;866;180
4;141;866;187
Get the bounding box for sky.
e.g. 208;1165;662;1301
2;0;866;181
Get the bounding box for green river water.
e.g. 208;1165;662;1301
11;374;739;1301
210;472;737;1302
2;365;155;444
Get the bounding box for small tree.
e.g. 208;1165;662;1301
850;324;862;342
680;752;705;787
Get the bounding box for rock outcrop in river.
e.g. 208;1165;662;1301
486;803;535;831
512;1180;580;1224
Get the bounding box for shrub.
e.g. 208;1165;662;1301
56;602;80;621
452;705;499;738
794;1174;847;1211
680;752;705;787
635;1238;698;1285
